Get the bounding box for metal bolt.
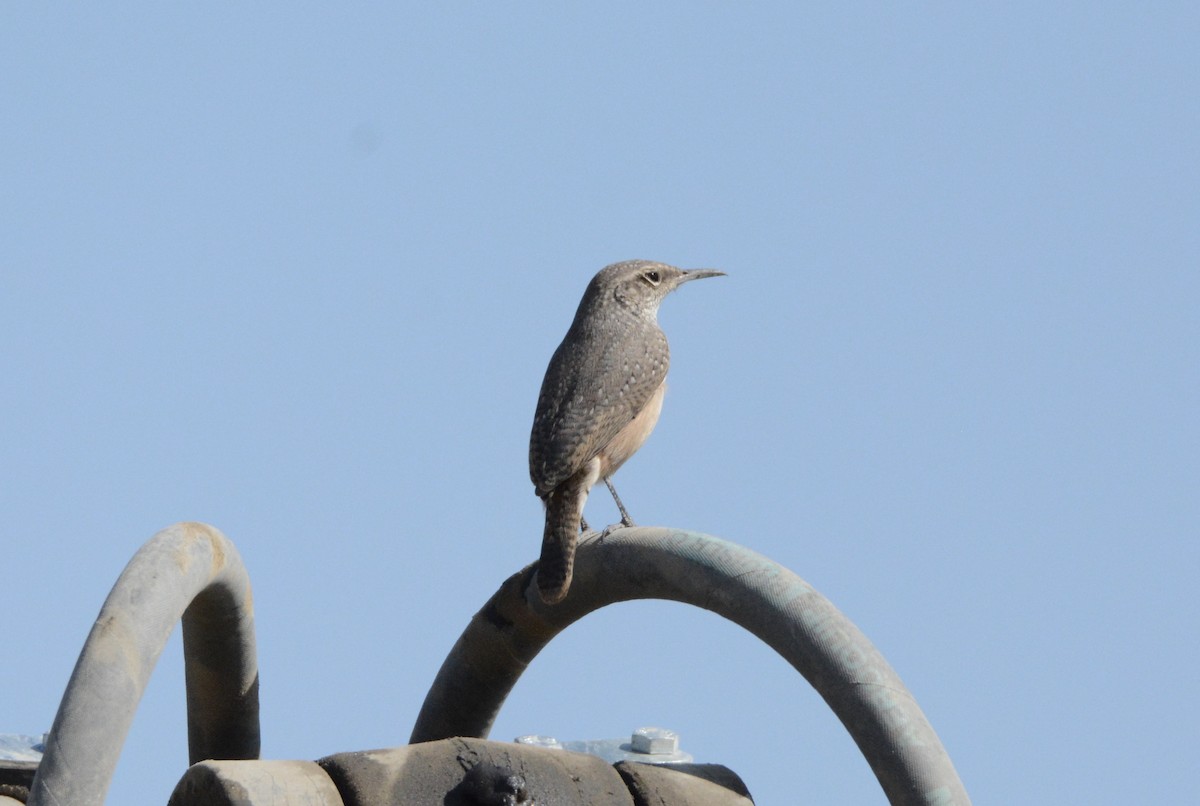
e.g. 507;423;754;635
630;727;679;755
515;735;563;750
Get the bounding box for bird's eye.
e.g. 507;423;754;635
644;270;661;284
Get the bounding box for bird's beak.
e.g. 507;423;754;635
678;268;726;284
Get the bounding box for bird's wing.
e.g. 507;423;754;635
530;325;668;495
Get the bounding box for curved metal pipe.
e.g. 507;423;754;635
410;527;969;806
29;522;259;806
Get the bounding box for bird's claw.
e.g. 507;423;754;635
599;520;632;539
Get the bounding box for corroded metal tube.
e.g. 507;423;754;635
29;522;259;806
410;527;969;806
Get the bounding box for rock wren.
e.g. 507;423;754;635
529;260;724;604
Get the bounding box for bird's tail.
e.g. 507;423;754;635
537;481;585;604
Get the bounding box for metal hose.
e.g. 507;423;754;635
28;522;259;806
410;526;969;806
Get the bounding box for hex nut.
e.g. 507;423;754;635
630;727;679;755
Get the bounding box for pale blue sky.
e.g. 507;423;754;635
2;4;1197;803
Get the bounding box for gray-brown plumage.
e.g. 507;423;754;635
529;259;724;604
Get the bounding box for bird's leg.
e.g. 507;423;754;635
604;478;635;528
579;516;590;533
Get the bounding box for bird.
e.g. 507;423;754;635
529;259;724;604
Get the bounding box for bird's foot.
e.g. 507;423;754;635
599;519;632;539
603;478;636;529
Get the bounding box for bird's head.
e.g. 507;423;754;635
592;259;725;318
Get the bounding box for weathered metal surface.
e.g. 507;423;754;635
320;737;634;806
168;760;343;806
410;526;969;806
615;761;754;806
28;522;259;806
